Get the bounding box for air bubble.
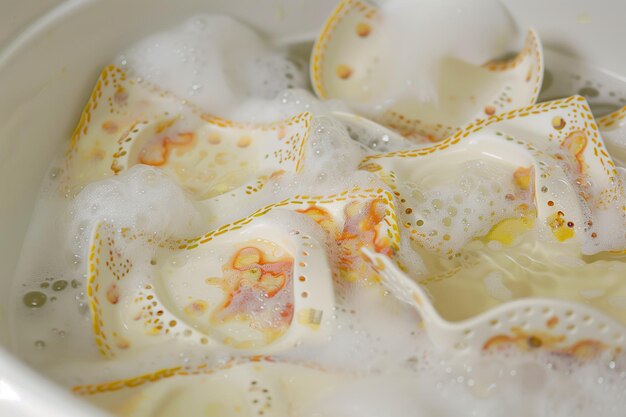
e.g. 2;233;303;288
49;167;63;179
23;291;47;308
52;280;68;291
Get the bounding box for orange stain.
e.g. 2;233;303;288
558;339;606;360
483;327;566;352
183;300;208;317
483;328;606;360
297;206;339;236
299;199;392;284
356;22;372;37
336;65;353;80
547;211;575;242
552;116;566;130
208;133;222;145
206;246;294;330
138;132;197;166
101;120;119;134
561;130;587;173
113;86;128;105
106;284;120;304
546;316;559;328
513;166;533;190
237;136;252;148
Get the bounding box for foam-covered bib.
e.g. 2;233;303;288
311;0;543;142
64;65;311;198
362;96;626;255
86;215;334;358
362;247;626;360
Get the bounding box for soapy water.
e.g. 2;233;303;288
539;49;626;116
9;12;626;417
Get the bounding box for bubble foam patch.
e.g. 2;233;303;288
362;96;626;255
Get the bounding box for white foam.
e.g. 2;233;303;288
401;158;530;253
70;165;205;246
117;15;308;116
228;88;349;122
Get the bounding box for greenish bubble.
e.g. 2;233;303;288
52;280;68;291
40;282;50;289
34;340;46;349
71;279;80;289
541;69;553;92
78;302;89;315
49;167;63;180
23;291;47;308
578;86;599;98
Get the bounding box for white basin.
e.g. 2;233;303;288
0;0;623;415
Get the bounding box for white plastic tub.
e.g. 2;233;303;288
0;0;623;416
